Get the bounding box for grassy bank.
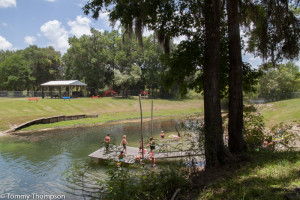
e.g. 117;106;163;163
1;97;299;132
198;151;300;199
257;99;300;127
0;97;203;132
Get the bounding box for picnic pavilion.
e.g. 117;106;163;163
41;80;87;98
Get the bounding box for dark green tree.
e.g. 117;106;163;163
63;29;145;96
0;53;32;91
23;45;62;91
141;35;165;97
63;29;116;94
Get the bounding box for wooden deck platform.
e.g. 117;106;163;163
89;145;139;164
89;145;204;164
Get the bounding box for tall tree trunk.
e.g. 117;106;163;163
227;0;247;153
204;0;230;168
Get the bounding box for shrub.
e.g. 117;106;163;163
243;105;265;151
98;165;191;200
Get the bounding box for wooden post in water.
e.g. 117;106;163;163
151;100;153;137
139;94;144;159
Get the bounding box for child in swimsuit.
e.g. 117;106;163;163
120;135;128;154
135;153;142;165
160;131;165;139
139;140;143;153
103;134;111;152
148;137;155;153
149;152;156;167
118;151;125;167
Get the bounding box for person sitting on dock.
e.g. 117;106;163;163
160;131;165;139
120;135;128;154
134;153;143;165
118;151;125;167
147;137;155;153
103;134;111;152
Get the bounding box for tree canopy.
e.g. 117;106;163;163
258;62;300;99
0;46;61;91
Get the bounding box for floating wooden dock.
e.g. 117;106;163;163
89;145;204;164
89;145;139;164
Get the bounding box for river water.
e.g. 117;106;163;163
0;117;183;199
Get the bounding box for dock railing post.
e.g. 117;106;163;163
139;94;144;159
151;100;153;137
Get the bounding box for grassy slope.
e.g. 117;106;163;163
1;97;299;132
198;151;300;200
197;99;300;200
0;97;203;131
258;99;300;127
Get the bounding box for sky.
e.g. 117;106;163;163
0;0;293;68
0;0;111;53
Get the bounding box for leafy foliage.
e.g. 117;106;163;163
243;104;298;151
243;0;300;64
0;53;32;91
97;166;191;200
114;65;142;97
258;62;300;99
0;46;61;91
63;29;117;90
23;45;62;90
63;29;167;97
243;105;265;150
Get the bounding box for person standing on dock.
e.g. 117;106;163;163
160;131;165;139
103;134;111;152
120;135;128;154
148;137;155;153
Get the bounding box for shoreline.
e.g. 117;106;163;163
0;114;202;137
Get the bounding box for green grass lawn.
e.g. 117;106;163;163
198;151;300;200
196;99;300;200
0;97;203;132
258;99;300;127
1;97;299;132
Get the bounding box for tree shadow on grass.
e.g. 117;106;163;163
111;96;137;100
193;151;300;200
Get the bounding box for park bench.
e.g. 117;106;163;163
63;96;71;101
28;97;38;102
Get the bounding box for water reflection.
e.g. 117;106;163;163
0;117;183;199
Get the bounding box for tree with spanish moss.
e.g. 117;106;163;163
83;0;232;167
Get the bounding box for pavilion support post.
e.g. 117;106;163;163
59;86;62;98
42;87;44;98
84;86;87;97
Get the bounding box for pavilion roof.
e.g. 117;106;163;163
41;80;87;86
